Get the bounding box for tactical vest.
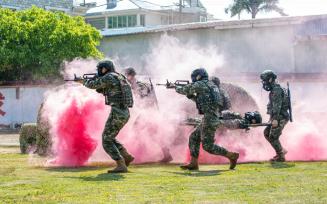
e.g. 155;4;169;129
267;84;290;120
195;80;221;115
105;73;134;108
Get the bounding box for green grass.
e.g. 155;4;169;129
0;152;327;204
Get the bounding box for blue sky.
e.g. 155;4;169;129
89;0;327;19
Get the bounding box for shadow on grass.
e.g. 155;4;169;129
270;162;295;169
66;173;124;181
170;169;229;177
45;166;107;173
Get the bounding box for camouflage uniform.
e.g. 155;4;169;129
132;81;151;98
176;80;239;158
131;79;173;162
264;83;289;155
84;72;130;161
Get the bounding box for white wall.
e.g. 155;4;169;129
0;86;48;126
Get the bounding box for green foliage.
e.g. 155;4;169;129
0;7;102;81
19;124;38;154
225;0;287;19
1;155;327;203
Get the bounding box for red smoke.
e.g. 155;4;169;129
49;99;99;167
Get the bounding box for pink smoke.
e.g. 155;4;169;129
40;35;327;167
49;100;98;166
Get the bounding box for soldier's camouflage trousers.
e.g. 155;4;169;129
264;119;288;155
102;106;130;161
189;114;242;158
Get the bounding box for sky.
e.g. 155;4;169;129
202;0;327;19
88;0;327;20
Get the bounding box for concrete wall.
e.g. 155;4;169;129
0;86;47;127
99;22;326;74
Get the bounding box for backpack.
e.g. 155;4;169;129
112;73;134;108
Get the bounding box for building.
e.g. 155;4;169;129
85;0;207;30
0;0;95;15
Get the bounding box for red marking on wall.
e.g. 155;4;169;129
0;92;5;116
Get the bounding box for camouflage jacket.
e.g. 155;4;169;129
131;80;158;108
176;80;220;116
267;83;290;121
84;72;124;107
131;81;151;98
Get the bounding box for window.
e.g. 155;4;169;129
128;15;137;27
140;14;145;26
108;15;137;29
87;18;106;30
108;16;114;28
118;16;123;28
112;16;118;28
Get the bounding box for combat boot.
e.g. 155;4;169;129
226;152;239;170
120;148;134;166
180;157;199;170
270;149;287;162
107;159;128;173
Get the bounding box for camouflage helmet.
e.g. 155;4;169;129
211;76;220;87
191;68;208;82
97;59;115;76
124;67;137;76
260;70;277;82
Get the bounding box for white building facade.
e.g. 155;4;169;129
85;0;208;30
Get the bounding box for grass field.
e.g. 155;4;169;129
1;150;327;204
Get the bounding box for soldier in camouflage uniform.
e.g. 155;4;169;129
260;70;290;162
82;60;134;173
211;76;232;112
124;67;173;163
177;68;239;170
124;67;157;108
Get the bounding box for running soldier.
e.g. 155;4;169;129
176;68;239;170
260;70;290;162
82;60;134;173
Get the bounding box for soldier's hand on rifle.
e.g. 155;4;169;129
271;120;278;128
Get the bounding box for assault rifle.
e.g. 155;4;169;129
64;73;98;82
156;80;190;89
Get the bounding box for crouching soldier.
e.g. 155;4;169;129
176;68;239;170
260;70;290;162
81;60;134;173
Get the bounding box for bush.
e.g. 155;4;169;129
19;123;38;154
0;6;102;82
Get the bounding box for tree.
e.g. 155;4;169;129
0;7;102;82
225;0;287;19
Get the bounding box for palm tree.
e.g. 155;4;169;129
225;0;287;19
